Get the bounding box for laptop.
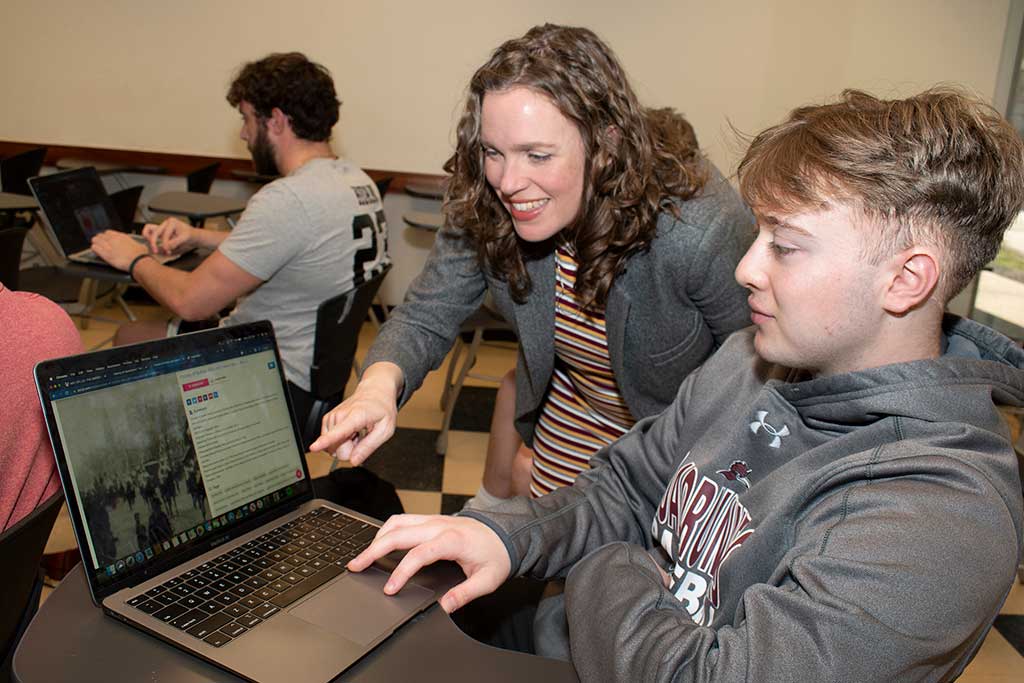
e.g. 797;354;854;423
34;321;458;683
28;167;183;265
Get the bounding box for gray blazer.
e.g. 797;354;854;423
365;165;755;444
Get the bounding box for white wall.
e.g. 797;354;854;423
0;0;1012;177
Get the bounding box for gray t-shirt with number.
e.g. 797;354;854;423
219;157;389;391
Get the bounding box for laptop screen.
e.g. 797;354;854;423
35;322;312;596
28;167;124;256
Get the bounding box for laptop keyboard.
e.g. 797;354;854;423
126;507;377;648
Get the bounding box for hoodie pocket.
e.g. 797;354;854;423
648;309;705;367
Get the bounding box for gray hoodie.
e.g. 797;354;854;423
463;316;1024;682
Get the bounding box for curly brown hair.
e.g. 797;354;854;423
738;87;1024;302
443;24;706;307
226;52;339;142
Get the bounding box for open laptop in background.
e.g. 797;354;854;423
28;167;185;265
34;321;457;683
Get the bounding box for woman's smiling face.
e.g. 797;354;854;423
481;86;587;242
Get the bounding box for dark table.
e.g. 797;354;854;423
402;210;443;231
149;192;248;227
59;249;207;285
231;168;279;185
14;566;578;683
58;250;208;341
404;182;445;200
55;158;168;176
0;191;38;212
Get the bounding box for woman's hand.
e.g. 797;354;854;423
308;362;404;465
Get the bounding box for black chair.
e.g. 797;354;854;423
302;264;391;445
0;147;47;196
0;226;30;290
0;492;64;683
108;185;145;232
186;162;220;194
368;177;393;326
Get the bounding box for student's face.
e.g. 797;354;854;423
481;87;586;242
734;203;891;376
239;101;279;176
239;101;261;148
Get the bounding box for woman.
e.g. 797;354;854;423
311;24;754;500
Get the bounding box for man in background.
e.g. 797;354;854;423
92;52;389;425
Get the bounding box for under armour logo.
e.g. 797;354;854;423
749;410;789;448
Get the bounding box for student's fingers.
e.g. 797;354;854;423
146;224;175;255
347;515;435;573
141;223;161;252
161;225;191;254
439;570;504;613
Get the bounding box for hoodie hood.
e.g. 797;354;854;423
766;315;1024;438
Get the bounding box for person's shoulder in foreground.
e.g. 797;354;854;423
0;285;82;530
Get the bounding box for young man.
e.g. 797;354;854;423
91;52;389;421
338;89;1024;681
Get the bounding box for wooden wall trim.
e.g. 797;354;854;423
0;140;445;194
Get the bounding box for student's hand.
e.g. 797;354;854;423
348;514;511;613
653;558;672;588
91;230;150;271
309;362;404;465
143;217;196;256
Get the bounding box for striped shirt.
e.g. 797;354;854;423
530;245;636;496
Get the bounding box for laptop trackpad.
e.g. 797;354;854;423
290;568;434;646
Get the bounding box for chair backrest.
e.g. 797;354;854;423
0;492;63;677
374;177;393;200
108;185;145;232
0;226;31;290
0;147;47;196
309;264;391;402
186;162;220;194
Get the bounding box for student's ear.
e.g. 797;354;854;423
267;107;289;136
882;248;940;314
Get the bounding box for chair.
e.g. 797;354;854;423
186;162;220;194
302;264;392;446
369;177;393;327
435;303;514;455
0;147;47;196
0;226;30;290
108;185;145;232
0;492;64;683
0;147;47;233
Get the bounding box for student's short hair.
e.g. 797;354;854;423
226;52;339;142
738;88;1024;301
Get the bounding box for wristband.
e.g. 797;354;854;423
128;253;154;281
